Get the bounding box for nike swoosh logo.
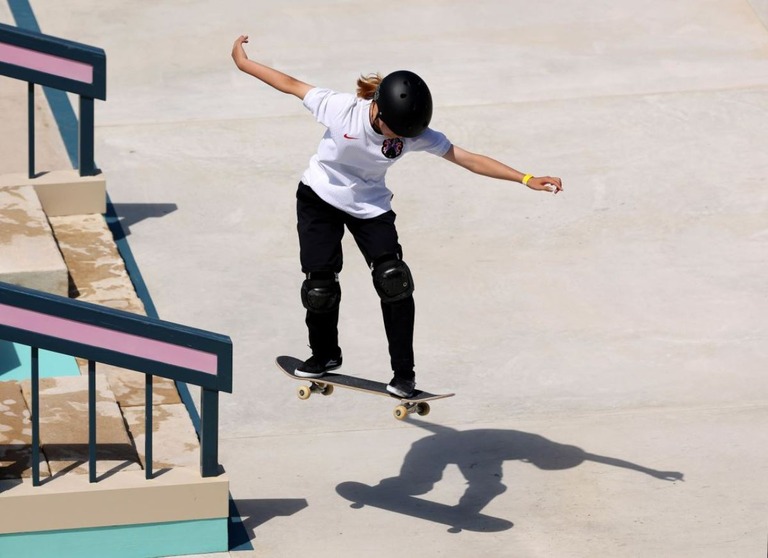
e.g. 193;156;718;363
343;134;358;140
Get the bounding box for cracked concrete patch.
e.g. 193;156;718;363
103;364;181;408
123;403;200;471
0;381;49;480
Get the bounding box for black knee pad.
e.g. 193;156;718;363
372;257;414;303
301;273;341;313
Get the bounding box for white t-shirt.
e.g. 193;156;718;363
301;87;452;218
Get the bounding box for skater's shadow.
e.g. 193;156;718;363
337;421;683;533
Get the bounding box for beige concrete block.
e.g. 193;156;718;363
0;382;49;480
0;185;68;296
19;376;141;476
0;170;106;216
47;213;135;302
0;467;229;535
123;404;199;471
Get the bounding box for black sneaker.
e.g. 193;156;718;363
387;376;416;398
295;353;342;378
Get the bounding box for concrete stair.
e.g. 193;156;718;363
0;181;227;549
0;185;199;480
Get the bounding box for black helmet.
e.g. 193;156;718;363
374;70;433;138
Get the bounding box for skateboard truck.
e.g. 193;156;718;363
392;401;431;420
297;381;334;399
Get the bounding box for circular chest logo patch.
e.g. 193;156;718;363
382;138;404;159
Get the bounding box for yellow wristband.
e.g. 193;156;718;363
522;174;533;186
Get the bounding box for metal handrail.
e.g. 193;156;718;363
0;281;233;486
0;21;106;178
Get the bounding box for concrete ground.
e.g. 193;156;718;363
3;0;768;556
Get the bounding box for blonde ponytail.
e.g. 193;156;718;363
356;73;382;99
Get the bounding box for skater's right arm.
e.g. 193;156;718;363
232;35;313;100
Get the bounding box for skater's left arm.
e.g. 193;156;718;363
231;35;313;100
443;145;562;194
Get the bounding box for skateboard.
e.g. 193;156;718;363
276;355;454;420
336;481;514;533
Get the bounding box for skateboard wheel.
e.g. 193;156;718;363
393;405;409;420
416;403;431;416
297;386;311;400
320;384;334;396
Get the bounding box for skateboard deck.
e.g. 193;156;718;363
336;481;514;533
276;355;454;420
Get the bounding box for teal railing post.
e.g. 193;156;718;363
78;95;96;176
31;346;40;486
88;359;96;483
27;82;35;178
200;389;219;477
145;373;153;480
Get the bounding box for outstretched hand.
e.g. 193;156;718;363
651;470;685;482
232;35;249;62
527;175;563;194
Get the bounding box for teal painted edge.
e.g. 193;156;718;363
0;342;80;381
0;518;228;558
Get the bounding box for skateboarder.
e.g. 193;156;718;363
232;35;562;397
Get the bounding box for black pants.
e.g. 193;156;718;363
296;182;415;378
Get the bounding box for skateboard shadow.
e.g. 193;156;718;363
337;421;684;533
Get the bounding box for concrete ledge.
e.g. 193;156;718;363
0;170;106;217
0;467;229;535
0;185;68;296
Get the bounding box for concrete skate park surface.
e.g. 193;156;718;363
3;0;767;556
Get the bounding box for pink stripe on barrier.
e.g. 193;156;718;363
0;303;218;375
0;42;93;83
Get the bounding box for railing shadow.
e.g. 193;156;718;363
109;203;178;239
337;420;684;533
0;444;34;482
0;442;141;485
